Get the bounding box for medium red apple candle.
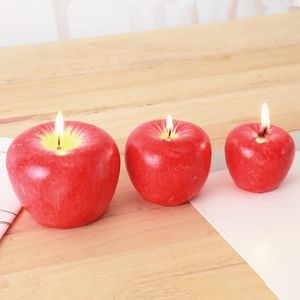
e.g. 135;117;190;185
225;103;295;193
6;112;120;228
125;116;211;206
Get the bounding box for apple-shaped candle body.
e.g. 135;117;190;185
225;123;295;193
6;121;120;228
125;119;211;206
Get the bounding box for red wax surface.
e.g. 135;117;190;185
6;121;120;228
225;123;295;193
125;119;211;206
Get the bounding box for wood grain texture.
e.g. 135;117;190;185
2;11;300;300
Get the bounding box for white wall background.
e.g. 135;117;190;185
0;0;299;48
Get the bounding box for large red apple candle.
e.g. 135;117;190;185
125;116;211;206
225;103;295;193
6;112;120;228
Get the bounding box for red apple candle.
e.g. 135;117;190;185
6;112;120;228
225;103;295;193
125;116;211;206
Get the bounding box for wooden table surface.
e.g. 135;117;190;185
1;11;300;300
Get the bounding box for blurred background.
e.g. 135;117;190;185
0;0;299;48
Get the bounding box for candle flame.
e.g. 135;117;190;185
261;102;270;130
166;115;173;132
55;111;64;136
161;114;177;140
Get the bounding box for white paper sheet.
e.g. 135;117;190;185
191;150;300;300
0;138;21;240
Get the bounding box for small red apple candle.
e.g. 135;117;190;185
6;112;120;228
125;116;211;206
225;103;295;193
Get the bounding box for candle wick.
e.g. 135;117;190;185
258;126;268;138
168;129;172;138
57;135;61;150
